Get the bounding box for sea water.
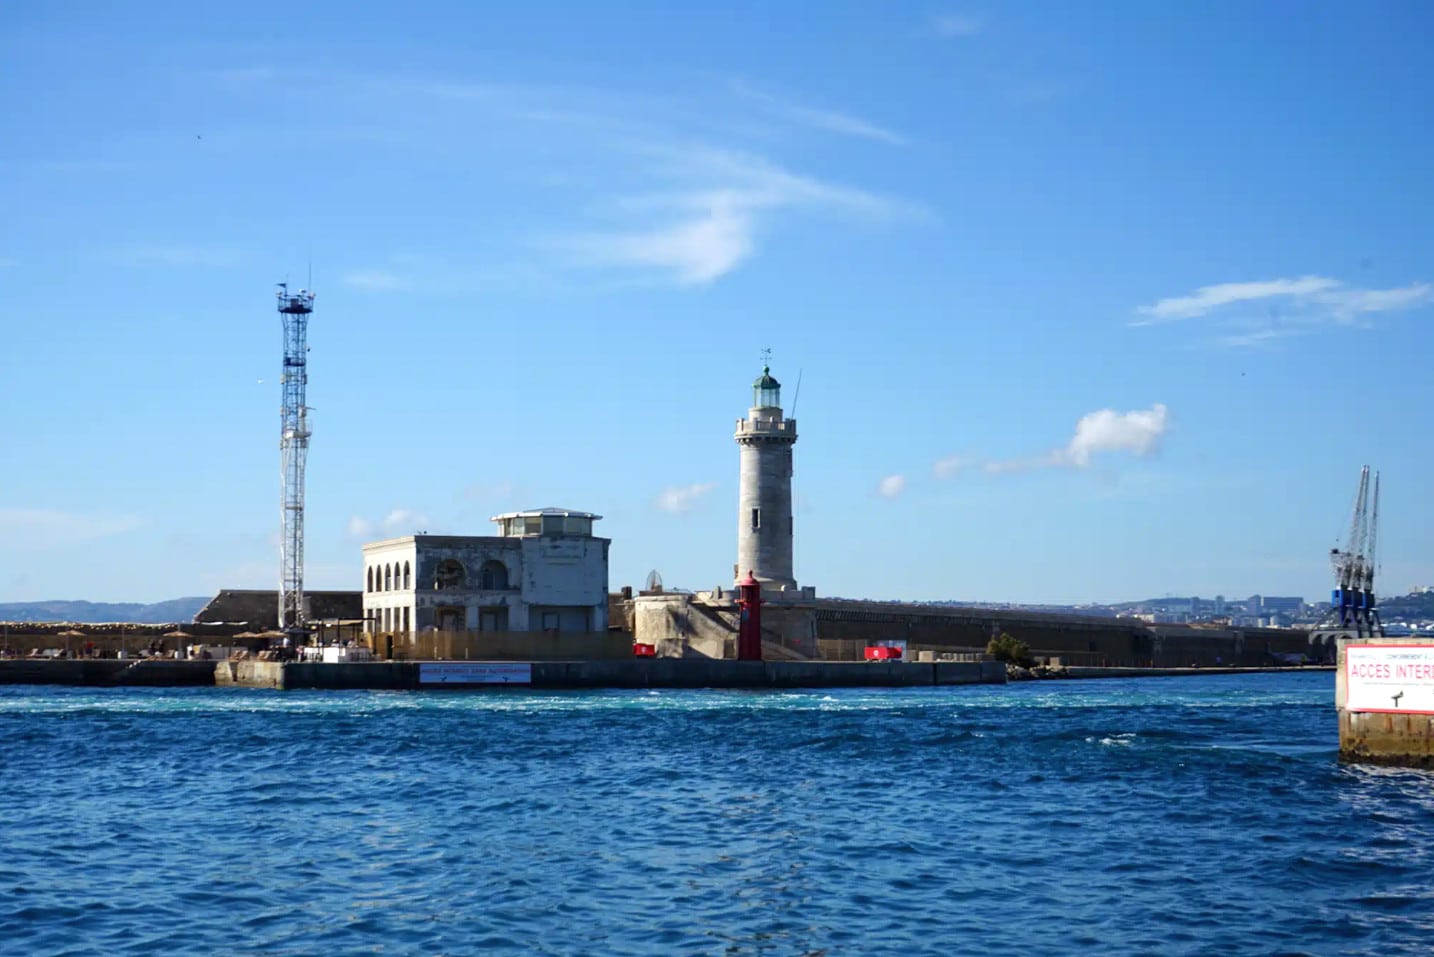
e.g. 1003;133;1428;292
1;672;1431;956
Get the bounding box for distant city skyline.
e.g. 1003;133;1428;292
3;2;1432;605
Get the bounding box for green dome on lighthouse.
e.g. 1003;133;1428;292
753;366;781;390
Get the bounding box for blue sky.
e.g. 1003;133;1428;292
2;1;1432;606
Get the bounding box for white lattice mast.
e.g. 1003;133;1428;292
276;283;315;633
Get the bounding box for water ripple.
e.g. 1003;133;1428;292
3;673;1434;955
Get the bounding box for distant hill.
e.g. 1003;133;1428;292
0;597;211;624
1381;592;1434;619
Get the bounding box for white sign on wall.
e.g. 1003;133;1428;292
419;662;532;685
1346;644;1434;714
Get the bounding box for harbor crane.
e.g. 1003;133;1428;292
1315;466;1384;644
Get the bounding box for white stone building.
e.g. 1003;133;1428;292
362;508;609;636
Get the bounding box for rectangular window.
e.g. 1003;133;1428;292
402;607;410;634
751;508;761;530
542;514;564;535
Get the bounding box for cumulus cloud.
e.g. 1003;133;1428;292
975;404;1170;476
656;482;717;514
1062;404;1169;467
1133;276;1431;345
876;475;907;499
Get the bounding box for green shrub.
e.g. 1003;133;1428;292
987;632;1034;668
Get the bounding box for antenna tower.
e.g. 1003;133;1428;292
276;282;316;634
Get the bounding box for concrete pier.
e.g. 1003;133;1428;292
1337;639;1434;767
216;658;1008;690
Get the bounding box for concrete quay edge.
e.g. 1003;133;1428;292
216;658;1010;690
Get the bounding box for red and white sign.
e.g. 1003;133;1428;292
1346;644;1434;714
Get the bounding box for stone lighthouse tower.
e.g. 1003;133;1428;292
735;363;797;589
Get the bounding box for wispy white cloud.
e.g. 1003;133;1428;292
563;196;754;285
1133;276;1431;346
556;149;915;285
346;516;374;539
656;482;717;514
876;475;908;499
932;454;965;479
1134;276;1341;324
731;81;907;145
1325;283;1432;316
0;508;142;547
383;508;429;533
934;14;984;37
203;68;920;288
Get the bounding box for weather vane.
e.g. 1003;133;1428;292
760;347;773;369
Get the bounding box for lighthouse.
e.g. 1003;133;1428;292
735;363;797;589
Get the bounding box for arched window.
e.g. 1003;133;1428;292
435;559;465;590
479;560;509;590
384;564;392;591
403;561;411;590
366;567;373;593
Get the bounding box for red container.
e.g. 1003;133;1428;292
633;643;656;657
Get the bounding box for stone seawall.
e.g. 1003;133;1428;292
0;659;217;686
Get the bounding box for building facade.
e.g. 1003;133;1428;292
362;508;609;636
735;365;798;590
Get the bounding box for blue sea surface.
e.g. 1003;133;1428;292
2;672;1432;956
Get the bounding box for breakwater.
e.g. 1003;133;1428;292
0;659;1329;689
0;657;1006;689
0;658;216;686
